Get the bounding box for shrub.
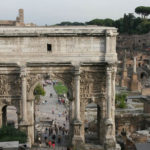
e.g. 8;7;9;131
34;84;45;96
115;93;127;108
0;126;27;143
34;84;46;102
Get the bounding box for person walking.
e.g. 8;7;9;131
48;140;52;148
52;134;56;141
38;136;42;147
44;134;48;146
57;135;61;144
49;127;51;136
52;140;55;149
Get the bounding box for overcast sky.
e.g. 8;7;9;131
0;0;150;25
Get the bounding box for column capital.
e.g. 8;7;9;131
112;66;117;80
106;67;112;78
20;66;27;78
105;30;114;37
106;63;117;75
74;65;80;76
112;66;117;72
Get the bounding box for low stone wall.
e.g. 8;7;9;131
142;88;150;96
115;113;145;135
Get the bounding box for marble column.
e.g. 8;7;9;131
20;66;27;123
74;66;81;121
104;66;117;150
72;65;83;144
133;57;137;73
112;66;117;136
106;67;112;120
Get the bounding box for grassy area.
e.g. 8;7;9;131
0;126;27;143
54;82;68;95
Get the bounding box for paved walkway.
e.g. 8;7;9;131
34;82;69;150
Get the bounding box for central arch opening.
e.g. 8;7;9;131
34;78;71;148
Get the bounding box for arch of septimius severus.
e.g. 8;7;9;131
0;26;120;150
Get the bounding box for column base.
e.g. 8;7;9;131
72;120;84;144
19;121;28;132
19;122;32;148
19;121;28;126
104;137;116;150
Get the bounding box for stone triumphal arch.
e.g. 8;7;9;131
0;26;119;150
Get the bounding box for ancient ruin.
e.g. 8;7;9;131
0;9;36;27
0;26;119;149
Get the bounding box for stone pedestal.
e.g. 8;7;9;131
121;70;128;87
104;139;116;150
130;73;139;92
19;123;32;148
130;57;140;92
104;119;116;150
72;120;83;144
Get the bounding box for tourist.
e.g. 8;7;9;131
52;134;56;141
48;140;52;148
52;110;54;114
62;127;65;135
55;127;58;135
38;136;42;147
66;115;68;121
57;135;61;144
52;140;55;149
58;112;61;117
65;129;68;135
67;146;73;150
49;127;52;136
50;93;53;97
44;134;48;143
45;137;49;146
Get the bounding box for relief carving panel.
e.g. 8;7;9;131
0;74;21;96
80;69;106;105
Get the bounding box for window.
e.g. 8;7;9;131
47;44;52;52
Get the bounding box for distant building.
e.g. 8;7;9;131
0;9;36;27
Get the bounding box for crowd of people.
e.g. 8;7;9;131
35;81;70;149
38;122;69;149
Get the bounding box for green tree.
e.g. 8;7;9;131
86;19;104;26
115;93;127;108
136;20;150;34
86;18;114;26
115;18;124;33
122;13;135;34
103;18;115;26
135;6;150;18
34;84;45;102
55;6;150;34
57;21;84;26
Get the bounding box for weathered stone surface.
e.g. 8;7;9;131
0;26;118;150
